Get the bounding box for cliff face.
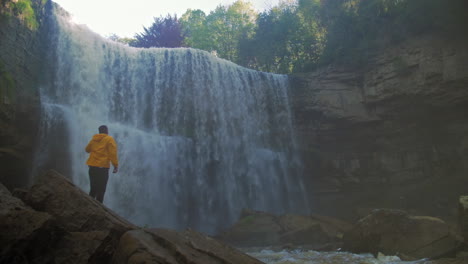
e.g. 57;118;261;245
290;35;468;221
0;0;48;189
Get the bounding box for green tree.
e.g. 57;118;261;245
239;1;324;73
205;0;257;62
180;9;211;51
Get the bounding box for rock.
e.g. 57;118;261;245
218;211;282;247
277;214;351;246
218;209;351;249
290;35;468;223
0;0;46;190
0;182;63;263
458;196;468;244
343;209;461;260
421;257;468;264
19;170;137;263
54;231;110;264
112;228;264;264
2;170;273;263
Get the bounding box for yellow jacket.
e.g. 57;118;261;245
85;133;118;168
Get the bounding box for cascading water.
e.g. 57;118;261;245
35;3;309;234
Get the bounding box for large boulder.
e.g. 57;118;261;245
458;196;468;244
18;170;137;263
343;209;461;260
217;209;352;249
0;182;63;263
217;210;282;247
112;228;264;264
4;170;269;263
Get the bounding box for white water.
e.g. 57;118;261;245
35;4;309;234
247;249;428;264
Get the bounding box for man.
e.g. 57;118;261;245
85;125;118;203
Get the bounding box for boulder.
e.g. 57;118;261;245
421;257;468;264
112;228;264;264
6;170;264;263
0;182;63;263
458;196;468;244
343;209;461;260
218;210;282;247
18;170;137;263
53;231;111;264
218;209;351;249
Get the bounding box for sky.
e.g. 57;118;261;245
52;0;281;38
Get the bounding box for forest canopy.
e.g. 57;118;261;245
113;0;468;74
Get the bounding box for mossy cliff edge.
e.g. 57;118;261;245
0;0;49;189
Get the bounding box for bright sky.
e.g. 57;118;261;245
52;0;281;38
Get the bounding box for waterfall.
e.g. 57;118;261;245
35;3;309;234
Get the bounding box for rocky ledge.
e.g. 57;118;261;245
0;170;263;264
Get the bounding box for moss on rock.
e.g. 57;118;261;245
0;62;16;105
1;0;40;30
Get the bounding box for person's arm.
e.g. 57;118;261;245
85;140;93;153
108;137;119;173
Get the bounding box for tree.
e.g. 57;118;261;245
181;1;257;63
180;9;211;50
239;1;324;73
131;14;184;48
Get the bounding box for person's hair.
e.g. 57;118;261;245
98;125;108;134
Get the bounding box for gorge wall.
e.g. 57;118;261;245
290;35;468;222
0;0;47;189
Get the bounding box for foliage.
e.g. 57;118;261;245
180;9;211;50
10;0;39;30
135;0;468;73
0;0;39;30
180;0;257;62
318;0;468;66
239;0;325;73
131;14;184;48
0;62;15;103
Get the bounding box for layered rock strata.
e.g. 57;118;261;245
290;35;468;222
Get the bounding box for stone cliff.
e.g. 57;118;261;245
290;35;468;222
0;0;48;189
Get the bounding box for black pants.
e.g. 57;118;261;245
88;166;109;203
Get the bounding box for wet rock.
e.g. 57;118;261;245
112;228;264;264
458;196;468;244
3;170;265;263
343;209;461;260
0;182;63;263
218;210;282;247
218;209;351;249
54;231;110;264
21;170;137;232
421;257;468;264
19;170;137;263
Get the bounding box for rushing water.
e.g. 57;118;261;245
34;3;309;234
247;249;428;264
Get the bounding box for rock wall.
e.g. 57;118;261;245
290;35;468;222
0;0;48;189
